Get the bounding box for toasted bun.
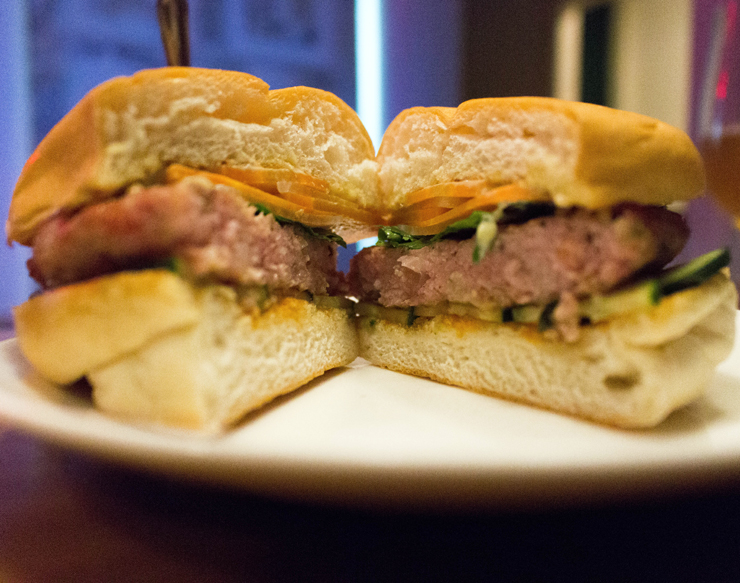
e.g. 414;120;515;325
356;272;736;428
377;97;705;212
8;67;379;245
13;270;358;431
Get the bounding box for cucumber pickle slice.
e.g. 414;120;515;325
580;280;661;323
658;248;730;295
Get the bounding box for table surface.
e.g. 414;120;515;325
2;426;740;583
2;318;740;582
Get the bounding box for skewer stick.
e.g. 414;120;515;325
157;0;191;67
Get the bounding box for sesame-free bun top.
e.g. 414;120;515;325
8;67;379;245
376;97;705;212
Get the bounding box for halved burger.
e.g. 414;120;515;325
7;67;379;432
349;97;736;428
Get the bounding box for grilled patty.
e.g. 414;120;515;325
28;179;346;296
349;204;688;309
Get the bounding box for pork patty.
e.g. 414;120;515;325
349;204;688;309
29;179;345;295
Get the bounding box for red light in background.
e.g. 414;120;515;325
717;69;730;99
716;1;738;101
728;0;738;32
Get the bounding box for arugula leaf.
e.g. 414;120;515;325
252;203;347;247
299;225;347;247
377;226;433;249
252;202;273;217
377;211;492;250
434;211;489;239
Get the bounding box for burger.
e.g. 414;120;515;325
349;97;737;428
7;67;379;432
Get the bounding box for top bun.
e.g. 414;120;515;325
8;67;379;245
377;97;705;212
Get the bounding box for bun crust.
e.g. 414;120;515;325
377;97;705;212
356;273;736;428
13;270;200;384
13;270;358;431
8;67;379;245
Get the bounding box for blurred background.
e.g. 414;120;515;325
0;0;738;322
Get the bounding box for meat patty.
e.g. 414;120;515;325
349;204;689;309
29;178;345;295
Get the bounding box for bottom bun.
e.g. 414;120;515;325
14;270;358;432
357;273;737;428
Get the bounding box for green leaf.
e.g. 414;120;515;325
299;225;347;247
377;226;431;249
433;211;489;239
377;212;490;251
251;203;347;247
375;202;556;258
252;202;272;216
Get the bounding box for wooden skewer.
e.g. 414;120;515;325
157;0;191;67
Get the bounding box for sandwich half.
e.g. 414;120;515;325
349;97;737;428
7;67;380;432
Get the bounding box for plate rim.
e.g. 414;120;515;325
3;336;740;509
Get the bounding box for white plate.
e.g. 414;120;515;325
2;319;740;510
